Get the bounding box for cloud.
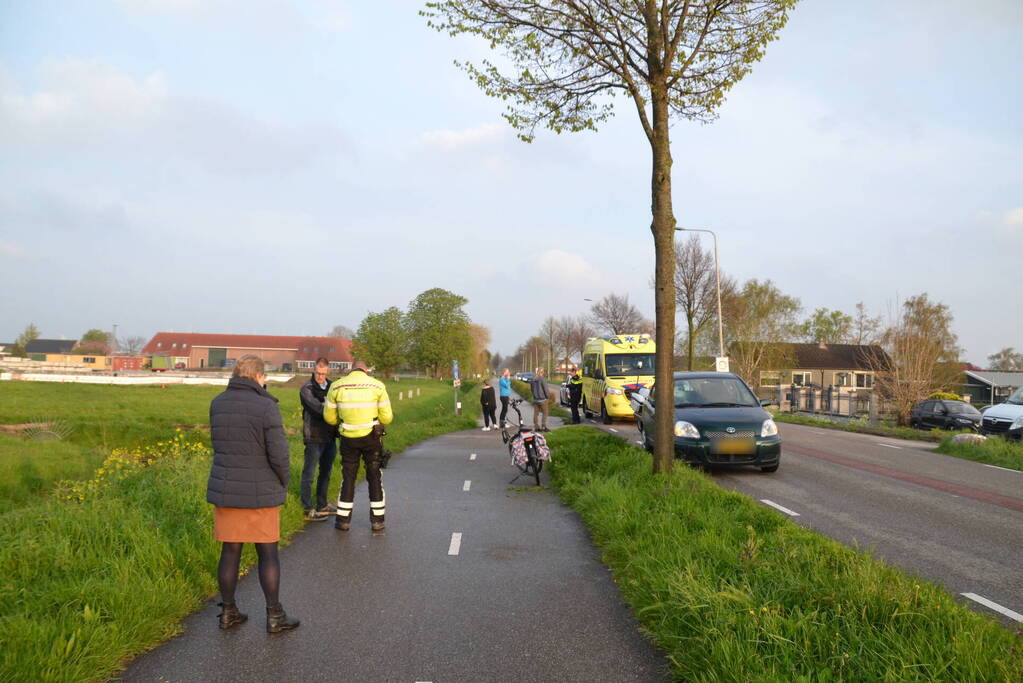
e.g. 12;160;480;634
0;241;25;259
530;249;604;290
1002;207;1023;230
0;59;350;177
115;0;353;34
420;123;504;149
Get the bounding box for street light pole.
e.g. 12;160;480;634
674;227;724;361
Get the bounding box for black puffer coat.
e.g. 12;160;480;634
206;377;290;509
300;374;338;443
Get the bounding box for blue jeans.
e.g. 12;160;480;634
301;440;337;510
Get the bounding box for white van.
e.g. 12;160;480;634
979;385;1023;441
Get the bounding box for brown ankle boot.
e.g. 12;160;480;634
217;602;247;630
266;604;300;633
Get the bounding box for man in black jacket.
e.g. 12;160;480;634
299;357;337;521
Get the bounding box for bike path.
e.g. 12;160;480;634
118;427;669;682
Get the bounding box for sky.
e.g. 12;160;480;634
1;0;1020;364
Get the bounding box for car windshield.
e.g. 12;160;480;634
1007;386;1023;405
674;377;759;407
604;353;655;376
948;402;980;415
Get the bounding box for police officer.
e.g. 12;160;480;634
323;360;393;533
568;366;583;424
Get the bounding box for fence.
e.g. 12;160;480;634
758;384;895;421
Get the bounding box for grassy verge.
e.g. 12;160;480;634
510;378;570;419
546;427;1023;680
773;410;946;442
0;379;478;682
935;433;1023;472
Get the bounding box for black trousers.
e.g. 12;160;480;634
482;405;497;427
569;398;581;423
499;396;510;424
336;433;385;522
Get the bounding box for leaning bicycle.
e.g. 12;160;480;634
501;398;550;486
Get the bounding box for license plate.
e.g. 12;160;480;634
710;438;755;455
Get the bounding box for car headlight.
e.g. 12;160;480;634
605;387;623;396
1011;415;1023;430
674;421;700;439
761;419;778;437
955;417;972;423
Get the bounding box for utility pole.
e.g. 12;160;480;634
675;227;726;371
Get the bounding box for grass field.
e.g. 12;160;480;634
935;432;1023;472
546;427;1023;680
0;377;479;682
772;410;946;442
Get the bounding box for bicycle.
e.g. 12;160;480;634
501;398;549;486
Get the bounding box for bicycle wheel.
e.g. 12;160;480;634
527;452;541;486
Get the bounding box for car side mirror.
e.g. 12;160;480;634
759;398;773;407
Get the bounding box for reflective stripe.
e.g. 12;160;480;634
371;507;386;517
336;501;354;510
370;501;385;508
342;422;377;430
337;401;382;409
325;401;338;408
377;400;390;406
335;510;351;517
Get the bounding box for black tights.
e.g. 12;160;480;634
217;542;280;607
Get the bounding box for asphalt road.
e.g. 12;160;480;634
569;406;1023;627
118;424;669;682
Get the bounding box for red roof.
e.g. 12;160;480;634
142;333;352;362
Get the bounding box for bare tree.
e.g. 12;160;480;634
851;302;882;345
673;235;736;369
589;293;649;336
987;347;1023;372
866;294;962;425
423;1;798;474
121;336;147;355
327;325;355;339
537;316;562;376
724;279;801;389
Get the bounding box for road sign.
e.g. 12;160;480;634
452;360;459;380
715;356;730;373
453;379;461;388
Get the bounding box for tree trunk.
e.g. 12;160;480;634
650;90;677;475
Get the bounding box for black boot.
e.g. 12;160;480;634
335;516;351;531
217;602;247;630
266;604;300;633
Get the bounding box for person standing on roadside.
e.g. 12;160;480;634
568;366;583;424
299;357;337;521
324;360;393;533
207;355;300;633
498;368;512;427
529;367;550;432
480;378;498;431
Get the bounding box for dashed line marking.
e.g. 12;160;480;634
961;593;1023;622
608;427;618;433
761;499;800;517
469;453;476;461
463;480;471;492
448;533;462;556
983;463;1020;473
877;443;902;449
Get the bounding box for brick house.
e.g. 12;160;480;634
142;333;353;372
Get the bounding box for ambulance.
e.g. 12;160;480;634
580;334;656;423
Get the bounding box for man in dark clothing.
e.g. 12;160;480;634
568;366;583;424
299;357;337;521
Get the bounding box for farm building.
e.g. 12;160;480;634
141;333;353;372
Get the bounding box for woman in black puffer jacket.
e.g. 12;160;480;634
206;354;300;633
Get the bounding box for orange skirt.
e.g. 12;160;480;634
213;506;280;543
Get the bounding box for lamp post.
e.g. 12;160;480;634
674;227;725;368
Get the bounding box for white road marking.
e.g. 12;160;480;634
469;453;476;461
608;427;618;433
877;443;902;449
761;499;800;517
448;533;462;556
961;593;1023;622
983;463;1020;473
463;480;471;491
813;430;829;435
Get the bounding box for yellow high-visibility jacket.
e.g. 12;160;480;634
323;370;393;438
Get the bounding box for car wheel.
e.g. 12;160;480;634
601;400;611;424
760;464;779;473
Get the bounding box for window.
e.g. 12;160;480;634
854;372;873;389
835;372;851;387
297;360;315;369
932;402;946;415
791;372;811;387
760;372;781;386
84;357;95;364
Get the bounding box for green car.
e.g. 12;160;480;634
637;372;781;473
